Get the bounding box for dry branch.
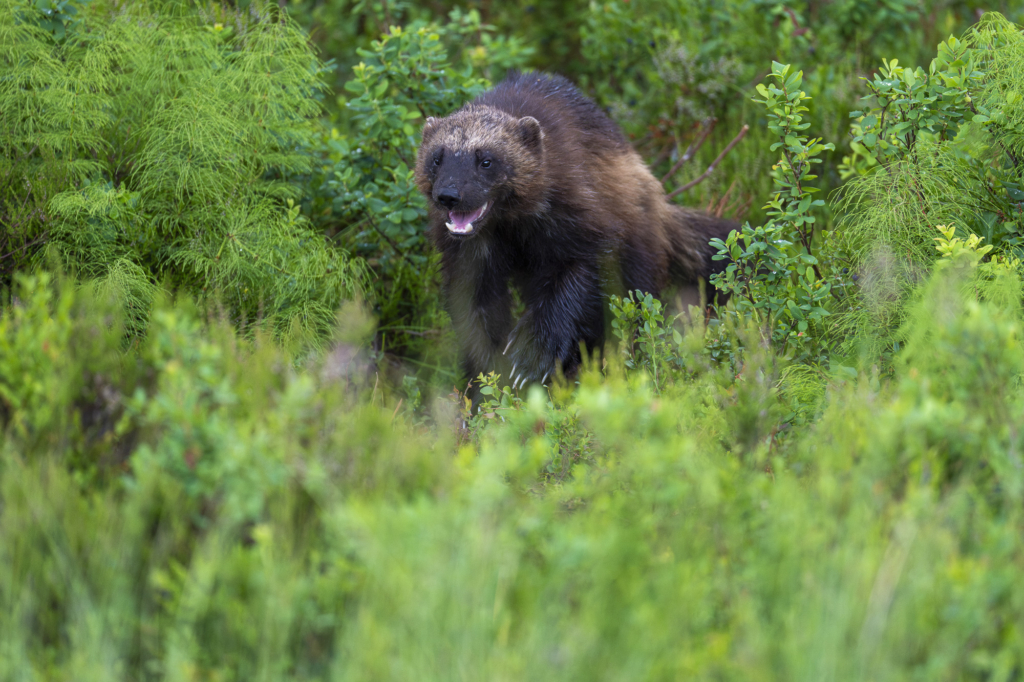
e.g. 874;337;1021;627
666;124;750;200
660;118;716;184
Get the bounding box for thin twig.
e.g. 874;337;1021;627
660;118;716;184
1002;142;1020;173
729;194;754;220
631;131;654;151
366;213;417;270
390;398;403;423
375;325;442;338
667;125;749;199
649;139;677;170
0;234;47;264
713;179;738;218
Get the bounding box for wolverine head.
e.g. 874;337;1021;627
415;105;545;237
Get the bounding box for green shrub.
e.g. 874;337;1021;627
0;0;367;341
573;0;995;222
710;63;839;368
4;262;1024;678
834;13;1024;363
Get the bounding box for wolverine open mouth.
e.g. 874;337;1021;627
445;201;490;235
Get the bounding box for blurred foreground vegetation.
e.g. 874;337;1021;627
4;0;1024;678
5;253;1024;679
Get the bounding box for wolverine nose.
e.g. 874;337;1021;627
436;187;460;210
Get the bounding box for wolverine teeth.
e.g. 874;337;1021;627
445;201;489;234
446;221;473;233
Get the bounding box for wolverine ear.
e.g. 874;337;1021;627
515;116;543;153
421;116;438;144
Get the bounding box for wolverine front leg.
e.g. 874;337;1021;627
444;263;515;395
505;261;604;389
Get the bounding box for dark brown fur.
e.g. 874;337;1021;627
415;71;736;393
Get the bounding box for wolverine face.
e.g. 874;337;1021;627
425;146;505;235
415;105;544;237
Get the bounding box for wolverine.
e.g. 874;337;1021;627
415;71;736;393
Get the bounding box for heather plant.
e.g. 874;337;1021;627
0;0;367;341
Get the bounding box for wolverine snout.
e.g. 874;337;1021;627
435;187;461;210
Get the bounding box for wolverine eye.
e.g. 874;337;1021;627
480;159;492;169
432;156;441;166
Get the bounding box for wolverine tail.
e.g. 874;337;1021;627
665;206;738;299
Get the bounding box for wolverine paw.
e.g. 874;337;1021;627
502;322;556;390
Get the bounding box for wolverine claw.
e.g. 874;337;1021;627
503;338;514;355
541;371;550;385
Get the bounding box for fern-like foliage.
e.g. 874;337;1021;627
0;0;368;342
832;13;1024;363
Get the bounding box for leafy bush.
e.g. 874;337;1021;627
835;13;1024;362
572;0;998;223
0;0;367;340
710;63;840;368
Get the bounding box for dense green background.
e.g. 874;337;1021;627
4;0;1024;678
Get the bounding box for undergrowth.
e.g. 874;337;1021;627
3;252;1024;679
0;0;367;343
6;3;1024;679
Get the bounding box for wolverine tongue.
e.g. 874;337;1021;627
446;202;489;234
